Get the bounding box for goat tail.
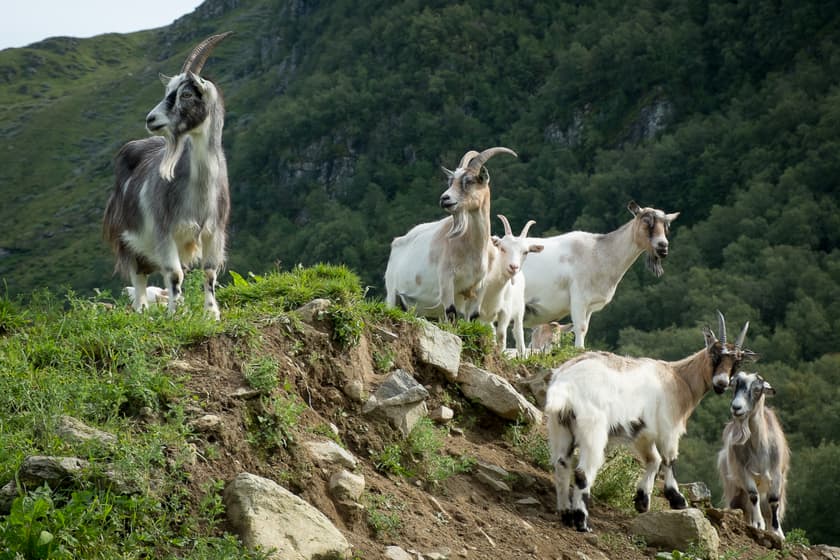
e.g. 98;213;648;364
544;378;573;418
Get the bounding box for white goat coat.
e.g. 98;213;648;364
385;217;490;318
545;355;688;446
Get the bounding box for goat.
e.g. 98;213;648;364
718;371;790;540
545;311;754;532
384;147;517;320
528;322;574;354
478;215;543;355
522;201;679;348
103;32;232;320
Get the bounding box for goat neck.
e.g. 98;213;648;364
592;219;646;288
667;349;717;421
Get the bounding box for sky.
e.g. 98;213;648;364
0;0;205;51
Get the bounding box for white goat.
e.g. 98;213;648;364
478;215;543;355
384;147;517;320
103;32;232;319
718;371;790;540
528;322;573;354
545;312;754;532
522;201;679;348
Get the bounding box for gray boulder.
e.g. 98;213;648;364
458;363;542;424
416;320;462;381
363;369;429;436
55;416;117;446
630;508;719;557
224;472;351;560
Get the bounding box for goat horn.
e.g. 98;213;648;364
457;150;481;170
520;220;536;238
181;31;233;75
466;147;518;173
716;310;727;345
735;321;749;349
497;214;513;236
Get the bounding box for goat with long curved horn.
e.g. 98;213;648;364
181;31;233;75
385;146;518;320
104;32;234;320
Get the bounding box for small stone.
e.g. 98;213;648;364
429;405;454;423
515;497;541;506
384;545;413;560
329;469;365;503
190;414;222;434
343;379;366;402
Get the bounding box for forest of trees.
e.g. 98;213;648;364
1;0;839;544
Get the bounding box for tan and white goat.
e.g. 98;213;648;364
384;147;517;320
545;312;754;532
718;371;790;540
522;201;679;348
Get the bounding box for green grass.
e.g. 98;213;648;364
373;418;475;485
0;265;368;558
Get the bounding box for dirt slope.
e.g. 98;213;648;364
171;316;807;560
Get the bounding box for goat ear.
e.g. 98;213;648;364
189;72;209;92
529;244;545;254
441;166;455;178
702;326;717;350
666;211;680;223
159;73;172;86
479;166;490;184
762;381;776;397
628;201;642;216
491;236;501;247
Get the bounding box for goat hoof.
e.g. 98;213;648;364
664;487;688;509
571;510;591;532
560;510;575;527
634;489;649;513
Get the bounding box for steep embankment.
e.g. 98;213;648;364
0;266;828;559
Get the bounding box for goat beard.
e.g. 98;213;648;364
645;251;664;277
447;212;468;239
729;417;752;446
158;133;187;182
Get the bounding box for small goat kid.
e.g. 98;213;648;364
718;371;790;540
522;201;679;348
528;322;573;354
545;312;754;532
103;32;232;319
478;215;543;355
384;147;517;320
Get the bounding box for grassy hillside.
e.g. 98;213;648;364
1;0;839;545
0;266;818;558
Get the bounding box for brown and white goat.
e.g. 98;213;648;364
522;201;679;348
718;371;790;540
545;312;754;532
103;32;232;319
384;147;517;320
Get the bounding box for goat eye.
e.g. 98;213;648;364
181;91;193;100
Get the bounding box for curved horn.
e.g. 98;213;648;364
457;150;481;170
519;220;536;238
735;321;750;349
181;31;233;75
497;214;513;236
466;147;518;173
716;310;727;345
